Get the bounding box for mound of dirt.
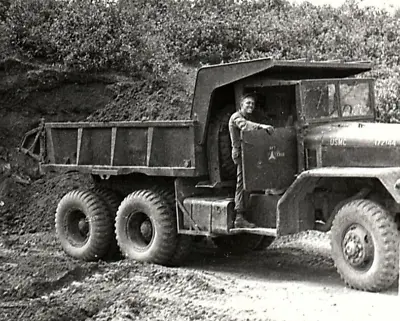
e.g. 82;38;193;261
0;232;231;321
0;57;108;234
87;78;191;122
0;57;197;235
0;172;92;235
87;65;196;122
0;57;120;149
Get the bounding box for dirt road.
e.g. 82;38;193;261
0;231;397;321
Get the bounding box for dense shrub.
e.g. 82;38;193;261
4;0;400;70
6;0;63;58
47;0;131;71
372;66;400;121
0;0;9;21
2;0;400;118
4;0;175;75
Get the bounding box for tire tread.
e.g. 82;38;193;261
55;189;114;261
331;199;398;292
115;189;177;265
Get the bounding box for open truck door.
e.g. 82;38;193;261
242;127;298;192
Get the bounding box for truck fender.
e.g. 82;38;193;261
277;167;400;236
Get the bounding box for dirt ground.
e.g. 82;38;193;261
0;231;397;321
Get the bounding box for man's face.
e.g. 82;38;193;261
240;97;255;115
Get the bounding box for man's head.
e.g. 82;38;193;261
240;94;256;116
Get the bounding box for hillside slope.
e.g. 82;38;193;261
0;56;195;235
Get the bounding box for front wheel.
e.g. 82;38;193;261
115;189;177;265
331;199;399;292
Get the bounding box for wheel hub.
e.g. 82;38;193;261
140;220;153;243
66;209;90;245
78;218;89;236
342;224;374;268
127;212;154;249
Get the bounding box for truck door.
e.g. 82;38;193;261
242;127;298;191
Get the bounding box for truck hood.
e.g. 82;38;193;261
304;122;400;168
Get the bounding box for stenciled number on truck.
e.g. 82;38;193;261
374;139;396;146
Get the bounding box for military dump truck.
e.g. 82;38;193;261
21;58;400;292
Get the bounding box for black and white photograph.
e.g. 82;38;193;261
0;0;399;320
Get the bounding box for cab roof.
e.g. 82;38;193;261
192;57;372;144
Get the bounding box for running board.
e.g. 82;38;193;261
229;227;277;237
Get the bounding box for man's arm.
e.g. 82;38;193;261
231;113;274;134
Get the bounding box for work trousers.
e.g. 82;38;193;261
234;162;244;212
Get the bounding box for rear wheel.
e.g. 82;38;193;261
151;186;193;266
115;189;177;265
331;199;399;292
208;106;236;180
55;189;114;261
91;187;122;260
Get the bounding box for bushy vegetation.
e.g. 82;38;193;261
1;0;400;117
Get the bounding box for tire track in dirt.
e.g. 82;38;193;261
86;261;242;321
1;231;398;321
181;232;398;321
0;233;100;302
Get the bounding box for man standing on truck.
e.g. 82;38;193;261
229;94;274;228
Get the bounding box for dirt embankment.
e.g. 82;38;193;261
0;57;195;236
0;58;112;235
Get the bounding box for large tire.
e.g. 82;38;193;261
208;106;236;180
151;186;193;266
213;234;264;256
91;187;122;260
115;189;177;265
55;189;114;261
331;199;399;292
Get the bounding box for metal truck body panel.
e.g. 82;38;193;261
242;127;298;191
182;197;235;234
305;122;400;168
277;167;400;235
39;120;207;177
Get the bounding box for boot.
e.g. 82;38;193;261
234;212;256;228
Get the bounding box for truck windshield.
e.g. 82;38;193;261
301;80;373;121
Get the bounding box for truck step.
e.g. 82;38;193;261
229;227;277;237
195;180;235;188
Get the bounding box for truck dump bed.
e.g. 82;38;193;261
21;120;203;177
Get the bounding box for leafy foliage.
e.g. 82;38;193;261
0;0;10;21
2;0;400;118
6;0;63;58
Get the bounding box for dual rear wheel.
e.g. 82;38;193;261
55;188;191;265
55;189;114;261
114;189;177;265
